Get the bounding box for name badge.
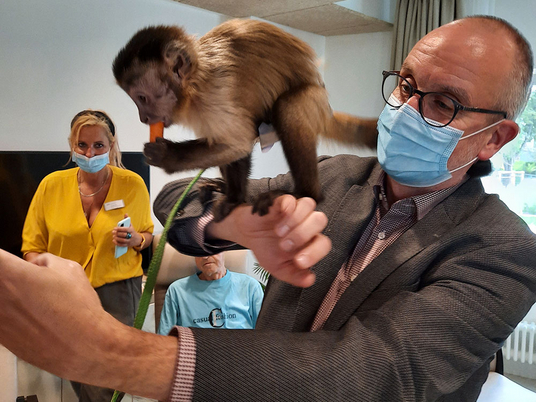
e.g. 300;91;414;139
104;200;125;211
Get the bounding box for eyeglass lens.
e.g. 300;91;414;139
382;73;457;127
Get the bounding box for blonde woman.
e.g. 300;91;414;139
22;110;153;402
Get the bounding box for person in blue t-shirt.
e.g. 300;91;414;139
158;252;264;334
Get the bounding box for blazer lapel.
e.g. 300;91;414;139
290;183;377;331
322;177;485;331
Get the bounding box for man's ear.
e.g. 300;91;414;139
164;40;195;83
478;120;519;160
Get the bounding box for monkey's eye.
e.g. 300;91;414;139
138;95;148;104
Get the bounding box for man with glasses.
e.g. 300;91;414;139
153;14;536;401
1;15;536;402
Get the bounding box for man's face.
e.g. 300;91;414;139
399;20;516;179
195;254;225;279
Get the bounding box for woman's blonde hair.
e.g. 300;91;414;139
68;110;125;168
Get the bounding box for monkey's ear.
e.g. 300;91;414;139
164;40;195;82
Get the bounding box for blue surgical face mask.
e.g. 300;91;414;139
72;151;110;173
377;96;504;187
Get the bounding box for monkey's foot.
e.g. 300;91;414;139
212;198;244;222
252;190;289;216
199;179;226;204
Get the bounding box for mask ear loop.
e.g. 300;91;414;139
449;119;505;174
449;156;479;174
459;119;505;141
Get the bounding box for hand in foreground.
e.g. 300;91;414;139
0;251;103;373
0;250;177;400
208;195;331;287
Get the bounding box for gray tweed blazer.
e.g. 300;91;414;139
154;155;536;402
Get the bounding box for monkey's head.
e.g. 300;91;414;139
113;25;197;128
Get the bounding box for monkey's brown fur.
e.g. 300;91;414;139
113;19;378;219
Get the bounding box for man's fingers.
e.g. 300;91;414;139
33;252;65;268
270;261;316;288
294;234;332;269
265;233;331;288
33;253;84;275
278;210;328;252
274;197;316;237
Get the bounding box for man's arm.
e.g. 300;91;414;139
0;250;177;401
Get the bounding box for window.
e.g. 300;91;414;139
482;75;536;234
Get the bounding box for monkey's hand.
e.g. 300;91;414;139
143;137;178;173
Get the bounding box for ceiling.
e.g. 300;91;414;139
173;0;394;36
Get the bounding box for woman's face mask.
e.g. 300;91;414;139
72;151;110;173
377;96;503;188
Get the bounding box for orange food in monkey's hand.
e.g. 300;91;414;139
150;122;164;143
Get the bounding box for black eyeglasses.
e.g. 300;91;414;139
381;70;507;127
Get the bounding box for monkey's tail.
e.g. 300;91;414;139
324;112;378;149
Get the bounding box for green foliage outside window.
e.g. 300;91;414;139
501;88;536;171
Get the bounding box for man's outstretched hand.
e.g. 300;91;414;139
0;250;177;400
207;195;331;287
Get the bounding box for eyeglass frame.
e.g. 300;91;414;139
381;70;508;127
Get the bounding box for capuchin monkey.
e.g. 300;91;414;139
113;19;378;219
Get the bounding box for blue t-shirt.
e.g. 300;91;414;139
158;270;264;334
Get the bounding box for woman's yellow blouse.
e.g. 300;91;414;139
22;166;154;288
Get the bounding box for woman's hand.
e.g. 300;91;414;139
207;195;331;288
112;213;144;248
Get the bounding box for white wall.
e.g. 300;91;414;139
321;30;392;157
0;346;17;401
0;0;224;152
494;0;536;48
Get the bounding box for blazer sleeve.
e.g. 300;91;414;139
153;172;295;256
152;155;342;257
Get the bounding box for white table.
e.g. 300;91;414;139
477;372;536;401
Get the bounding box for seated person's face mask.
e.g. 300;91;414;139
377;95;504;187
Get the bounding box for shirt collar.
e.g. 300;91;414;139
373;172;469;221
